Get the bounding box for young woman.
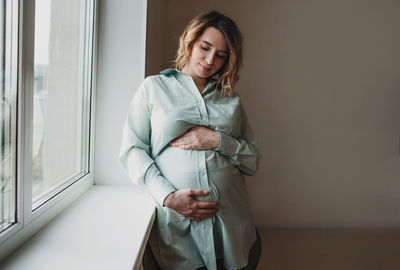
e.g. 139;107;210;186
120;11;261;270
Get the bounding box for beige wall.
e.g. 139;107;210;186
146;0;400;228
95;0;147;185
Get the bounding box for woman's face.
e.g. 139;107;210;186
185;27;229;81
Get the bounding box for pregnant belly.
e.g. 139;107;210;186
155;146;252;219
155;146;199;189
154;146;243;200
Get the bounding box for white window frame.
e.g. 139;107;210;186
0;0;98;261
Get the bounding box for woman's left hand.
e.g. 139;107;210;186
170;126;220;150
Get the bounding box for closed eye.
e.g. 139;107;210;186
201;46;209;51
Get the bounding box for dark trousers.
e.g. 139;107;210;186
143;230;262;270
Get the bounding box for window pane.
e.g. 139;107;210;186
32;0;91;207
0;0;17;231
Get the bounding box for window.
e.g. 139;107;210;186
0;0;97;255
0;0;18;233
32;0;92;209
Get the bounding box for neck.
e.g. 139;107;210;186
181;67;208;92
192;77;208;92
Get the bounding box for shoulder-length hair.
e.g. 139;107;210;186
173;11;243;96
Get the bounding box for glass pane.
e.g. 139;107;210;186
32;0;90;206
0;0;17;231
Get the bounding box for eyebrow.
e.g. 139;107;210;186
201;40;228;55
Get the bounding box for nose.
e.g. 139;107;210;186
205;53;215;65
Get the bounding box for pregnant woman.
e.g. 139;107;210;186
120;11;261;270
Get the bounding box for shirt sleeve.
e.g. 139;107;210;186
214;102;260;176
119;80;176;206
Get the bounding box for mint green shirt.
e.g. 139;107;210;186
119;69;259;270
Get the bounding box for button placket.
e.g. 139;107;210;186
176;71;218;269
197;98;209;126
203;218;217;270
198;151;209;191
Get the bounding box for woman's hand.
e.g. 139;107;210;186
169;126;220;150
163;189;219;221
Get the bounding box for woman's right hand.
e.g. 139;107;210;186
163;189;219;221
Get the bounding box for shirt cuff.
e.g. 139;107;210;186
214;131;237;157
146;175;176;206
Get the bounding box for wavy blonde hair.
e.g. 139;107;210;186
173;11;243;96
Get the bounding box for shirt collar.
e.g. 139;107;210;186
160;68;179;76
160;68;218;94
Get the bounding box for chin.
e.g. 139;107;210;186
195;65;212;76
195;71;210;79
198;69;214;78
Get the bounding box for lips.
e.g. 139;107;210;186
199;64;213;72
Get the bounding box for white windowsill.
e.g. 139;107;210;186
0;185;156;270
